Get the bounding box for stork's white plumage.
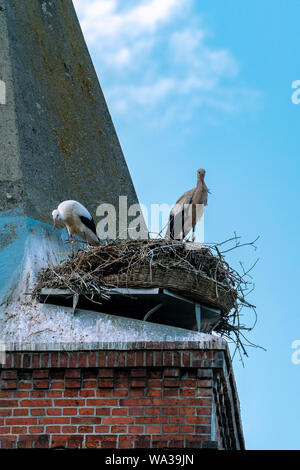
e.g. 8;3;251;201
52;200;100;248
165;168;209;242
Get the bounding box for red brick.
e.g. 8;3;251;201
162;425;178;433
64;390;79;397
98;379;114;388
111;425;127;433
131;379;146;388
94;425;110;433
196;407;211;416
80;390;95;397
11;426;27;434
6;418;37;425
0;427;11;435
83;370;98;379
39;418;70;425
88;352;97;367
179;425;194;433
1;381;17;389
148;379;162;387
0;409;12;416
20;399;52;407
112;408;127;416
164;389;179;397
19;382;32;390
32;370;49;379
196;388;213;397
98;369;114;378
48;391;63;398
120;398;151;406
46;426;61;433
146;407;161;416
131;389;144;397
51;353;58;368
118;436;135;448
181;389;195;396
59;352;68;368
68;352;78;368
65;369;81;379
29;426;44;434
169;416;185;424
66;380;81;389
62;426;77;433
51;435;68;448
194;425;211;434
96;408;111;416
83;380;97;388
187;416;211;424
78;425;93;433
1;371;17;379
131;369;146;377
54;399;84;407
87;399;118;406
71;417;101;425
102;417;134;425
30;390;46;398
33;380;49;389
162;407;178;415
185;398;211;406
31;408;46;416
79;408;95;416
145;425;161;434
47;408;62;416
197;379;213;388
63;408;78;416
50;381;64;390
128;407;144;416
136;417;167;424
113;390;128;397
135;436;151;448
107;352;115;367
68;436;84;449
147;389;161;397
128;425;144;433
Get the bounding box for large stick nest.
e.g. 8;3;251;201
34;238;258;355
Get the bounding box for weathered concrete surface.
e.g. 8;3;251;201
0;0;139;220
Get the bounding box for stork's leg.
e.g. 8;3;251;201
65;231;74;254
192;226;195;243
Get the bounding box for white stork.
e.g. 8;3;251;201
165;168;209;242
52;200;100;250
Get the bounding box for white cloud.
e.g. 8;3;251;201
73;0;257;123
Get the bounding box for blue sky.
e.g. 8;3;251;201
73;0;300;450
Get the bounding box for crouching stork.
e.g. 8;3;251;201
52;200;100;251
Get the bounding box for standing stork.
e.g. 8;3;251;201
165;168;209;242
52;200;100;251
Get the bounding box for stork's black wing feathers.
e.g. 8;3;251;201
169;195;193;240
80;216;98;237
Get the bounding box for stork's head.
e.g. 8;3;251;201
52;209;60;227
197;168;206;181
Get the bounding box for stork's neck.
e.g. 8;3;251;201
197;175;204;186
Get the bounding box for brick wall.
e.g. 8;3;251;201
0;343;244;449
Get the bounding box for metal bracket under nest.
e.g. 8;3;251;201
39;287;222;334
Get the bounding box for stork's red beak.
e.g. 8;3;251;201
53;216;56;229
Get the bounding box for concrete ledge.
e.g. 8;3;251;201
2;339;228;352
